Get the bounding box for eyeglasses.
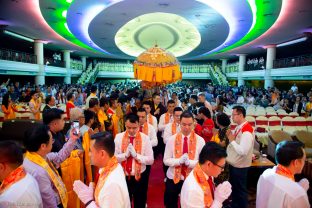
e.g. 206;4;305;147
210;161;226;170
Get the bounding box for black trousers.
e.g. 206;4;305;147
164;178;184;208
229;165;249;208
126;170;149;208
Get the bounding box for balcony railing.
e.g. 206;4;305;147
0;48;37;64
273;54;312;68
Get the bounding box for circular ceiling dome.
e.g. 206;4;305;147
115;12;201;57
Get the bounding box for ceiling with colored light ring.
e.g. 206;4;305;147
38;0;284;60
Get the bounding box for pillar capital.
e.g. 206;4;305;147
263;44;276;49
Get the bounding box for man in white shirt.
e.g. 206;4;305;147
256;141;310;208
163;111;205;208
198;92;213;117
114;113;154;208
158;100;175;136
163;107;182;144
226;106;254;208
180;142;232;208
0;141;42;208
73;132;131;208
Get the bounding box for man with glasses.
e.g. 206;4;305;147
163;111;205;208
163;107;183;144
180;142;232;208
226;106;254;208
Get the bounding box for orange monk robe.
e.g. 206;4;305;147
29;99;41;120
66;101;75;119
81;131;93;185
97;108;108;132
1;104;17;120
61;150;84;208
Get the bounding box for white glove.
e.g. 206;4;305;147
298;178;309;191
178;154;187;165
214;181;232;204
125;145;131;158
129;144;137;158
73;181;94;204
184;154;190;166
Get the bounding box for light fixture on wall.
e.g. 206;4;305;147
3;30;34;42
276;35;308;47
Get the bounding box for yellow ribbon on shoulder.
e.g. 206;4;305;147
82;131;93;185
25;151;68;208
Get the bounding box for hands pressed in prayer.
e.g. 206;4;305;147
128;144;137;158
226;129;235;142
298;178;310;191
214;181;232;204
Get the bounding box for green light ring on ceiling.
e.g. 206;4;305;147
217;0;282;53
39;0;95;51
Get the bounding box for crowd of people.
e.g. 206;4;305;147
0;79;311;208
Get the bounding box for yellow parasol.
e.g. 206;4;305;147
133;45;182;89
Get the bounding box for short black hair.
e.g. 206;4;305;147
125;113;139;124
24;124;50;152
180;111;194;121
216;113;231;127
199;142;227;165
275;141;305;166
173;107;183;114
232;105;246;117
45;95;52;104
43;108;64;125
142;100;152;108
198;106;211;119
67;92;74;101
99;97;109;107
167;100;175;105
137;107;146;114
190;94;198;101
91;85;97;93
152;93;160;99
84;109;96;125
0;141;23;167
91;132;115;157
89;98;99;109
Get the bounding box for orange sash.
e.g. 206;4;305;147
193;164;214;207
172;122;177;135
94;156;119;205
0;166;26;194
173;131;197;184
148;114;153;125
165;113;171;124
121;131;142;181
30;99;40;120
275;164;295;181
142;122;148;135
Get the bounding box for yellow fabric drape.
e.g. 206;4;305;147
82;132;93;185
155;67;163;83
61;150;84;208
97;109;108;131
163;67;173;81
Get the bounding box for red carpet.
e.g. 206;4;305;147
147;157;165;208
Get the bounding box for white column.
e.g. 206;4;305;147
238;54;246;87
34;40;45;85
264;45;276;89
81;56;87;70
221;59;227;73
63;50;71;84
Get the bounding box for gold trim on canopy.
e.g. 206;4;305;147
133;46;182;89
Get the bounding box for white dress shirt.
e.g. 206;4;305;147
114;132;154;175
163;123;181;144
181;169;224;208
163;133;205;180
0;173;43;208
95;164;131;208
256;167;310;208
141;123;158;147
226;121;254;168
147;114;158;132
158;113;173;132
